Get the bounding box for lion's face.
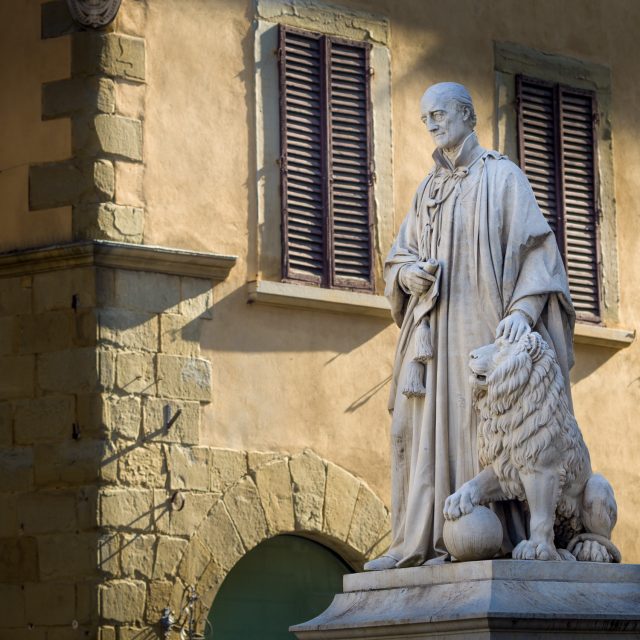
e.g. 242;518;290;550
469;332;547;413
469;338;516;389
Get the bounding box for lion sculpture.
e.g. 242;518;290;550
443;331;621;562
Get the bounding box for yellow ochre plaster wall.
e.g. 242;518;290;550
0;0;72;250
1;0;637;563
138;0;640;562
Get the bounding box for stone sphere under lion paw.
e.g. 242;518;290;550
443;505;503;561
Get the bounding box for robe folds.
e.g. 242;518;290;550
384;133;575;567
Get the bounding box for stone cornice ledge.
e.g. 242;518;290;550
574;323;635;349
248;279;393;320
0;241;237;281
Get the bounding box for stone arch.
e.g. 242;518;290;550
172;448;391;617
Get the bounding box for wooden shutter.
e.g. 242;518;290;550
517;78;562;238
279;28;325;284
558;87;600;321
329;39;373;288
279;26;373;290
517;76;601;322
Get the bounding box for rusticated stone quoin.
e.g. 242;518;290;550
34;4;146;242
0;250;237;638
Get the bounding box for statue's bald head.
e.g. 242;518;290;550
420;82;477;151
420;82;477;129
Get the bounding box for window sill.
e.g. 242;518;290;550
247;283;635;346
574;323;635;349
247;280;393;320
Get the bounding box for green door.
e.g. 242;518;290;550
206;535;351;639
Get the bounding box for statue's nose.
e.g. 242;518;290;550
470;351;479;359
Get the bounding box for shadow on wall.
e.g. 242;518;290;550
345;375;392;413
570;343;620;385
200;284;393;355
241;0;260;286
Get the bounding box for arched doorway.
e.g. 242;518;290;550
205;534;352;639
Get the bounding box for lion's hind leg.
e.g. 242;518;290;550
567;535;620;563
568;473;621;563
582;473;617;537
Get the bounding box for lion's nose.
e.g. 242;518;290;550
470;351;479;359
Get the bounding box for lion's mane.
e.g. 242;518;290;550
474;334;590;512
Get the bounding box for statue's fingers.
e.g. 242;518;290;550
507;320;518;342
409;273;430;291
412;269;432;281
495;319;506;339
514;322;528;342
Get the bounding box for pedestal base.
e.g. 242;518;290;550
291;560;640;639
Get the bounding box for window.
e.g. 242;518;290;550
278;25;374;291
516;76;601;322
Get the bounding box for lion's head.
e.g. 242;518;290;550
469;332;550;415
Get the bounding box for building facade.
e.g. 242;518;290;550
0;0;639;637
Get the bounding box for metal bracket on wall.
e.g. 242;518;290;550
163;404;182;430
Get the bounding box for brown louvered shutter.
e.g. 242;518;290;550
279;28;325;284
279;26;373;291
329;39;373;288
559;87;600;322
517;76;601;322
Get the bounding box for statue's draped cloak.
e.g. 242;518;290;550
384;134;575;566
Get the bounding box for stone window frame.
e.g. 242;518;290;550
251;0;393;317
494;42;622;333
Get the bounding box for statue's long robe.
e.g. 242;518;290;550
384;134;575;566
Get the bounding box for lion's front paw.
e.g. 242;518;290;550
512;540;561;561
571;539;612;563
443;483;479;521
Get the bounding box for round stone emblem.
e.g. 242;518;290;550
66;0;122;28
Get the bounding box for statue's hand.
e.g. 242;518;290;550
495;311;531;343
400;263;437;296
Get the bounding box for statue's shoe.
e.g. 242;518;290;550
363;555;397;571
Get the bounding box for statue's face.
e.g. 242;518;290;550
420;91;472;152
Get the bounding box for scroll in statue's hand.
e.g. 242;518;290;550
495;311;531;343
400;261;438;296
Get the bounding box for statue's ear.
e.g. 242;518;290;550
524;332;544;362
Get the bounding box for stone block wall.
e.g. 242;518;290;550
100;448;390;638
0;259;215;638
0;249;389;638
0;267;100;638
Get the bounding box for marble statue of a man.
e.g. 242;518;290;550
365;82;576;570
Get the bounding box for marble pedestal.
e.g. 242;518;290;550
291;560;640;639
